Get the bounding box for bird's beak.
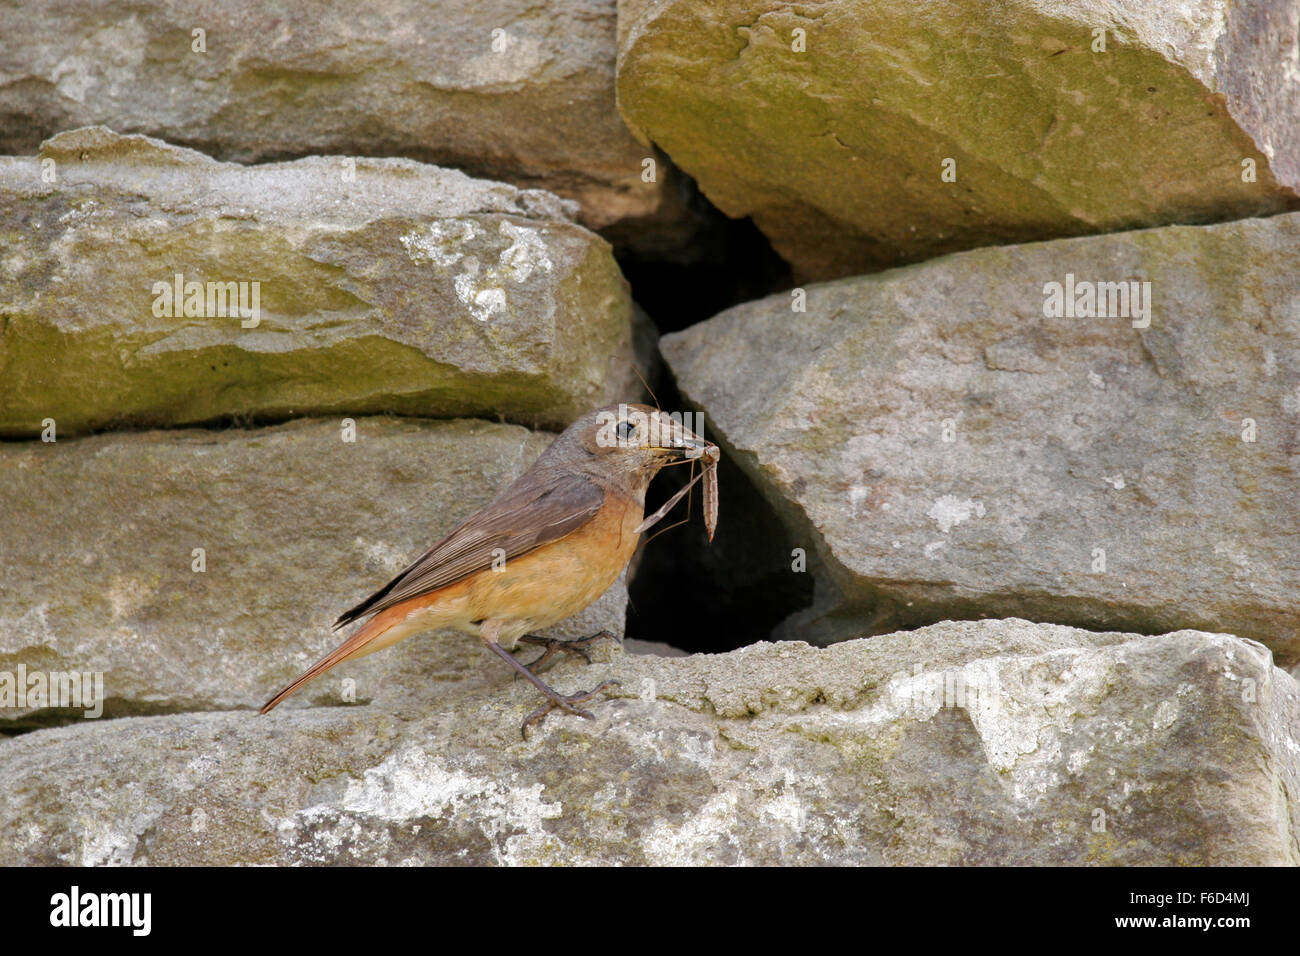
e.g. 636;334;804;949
668;437;718;463
641;411;717;462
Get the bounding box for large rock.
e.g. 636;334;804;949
0;0;688;242
0;127;645;436
617;0;1300;279
661;213;1300;662
0;620;1295;865
0;417;627;726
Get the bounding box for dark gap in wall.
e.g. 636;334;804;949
617;176;805;653
625;377;814;654
614;177;792;335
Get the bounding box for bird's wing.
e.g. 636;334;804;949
333;469;606;629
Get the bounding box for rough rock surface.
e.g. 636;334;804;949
661;213;1300;661
617;0;1300;279
0;127;645;436
0;619;1295;865
0;417;627;725
0;0;688;241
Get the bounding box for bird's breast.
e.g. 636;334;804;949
462;488;643;646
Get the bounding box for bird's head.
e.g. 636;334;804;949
548;402;717;497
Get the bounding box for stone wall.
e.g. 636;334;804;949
0;0;1296;866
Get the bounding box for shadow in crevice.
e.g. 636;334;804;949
615;173;792;335
616;172;805;653
625;380;814;655
0;698;250;738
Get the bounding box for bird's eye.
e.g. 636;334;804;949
616;421;637;443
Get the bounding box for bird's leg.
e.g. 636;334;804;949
518;629;618;672
480;635;618;738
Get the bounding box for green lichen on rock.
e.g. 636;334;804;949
617;0;1300;278
0;128;647;436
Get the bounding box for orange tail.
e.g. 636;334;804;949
259;606;405;714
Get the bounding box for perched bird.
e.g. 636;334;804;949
260;403;717;734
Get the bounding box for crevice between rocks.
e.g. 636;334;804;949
0;700;253;738
598;166;811;654
621;373;815;655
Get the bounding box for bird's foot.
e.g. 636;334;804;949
522;680;620;739
519;629;617;673
481;636;619;738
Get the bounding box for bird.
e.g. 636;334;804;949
259;402;717;735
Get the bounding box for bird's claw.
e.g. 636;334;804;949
521;680;620;739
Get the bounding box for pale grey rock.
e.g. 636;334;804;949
0;0;690;242
0;620;1295;865
662;213;1300;662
